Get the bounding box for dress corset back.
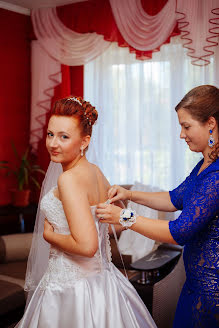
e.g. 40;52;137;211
39;187;112;290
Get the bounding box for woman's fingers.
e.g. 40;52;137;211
99;218;112;223
44;218;54;232
96;203;108;211
108;195;121;204
98;214;111;220
108;185;119;199
108;185;115;198
44;218;49;227
96;203;121;225
108;185;129;203
96;203;109;218
96;209;108;217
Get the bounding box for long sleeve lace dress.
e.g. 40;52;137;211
169;157;219;328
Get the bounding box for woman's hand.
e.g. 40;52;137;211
44;218;54;232
96;203;121;225
108;185;131;203
43;219;54;242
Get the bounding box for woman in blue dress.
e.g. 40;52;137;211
97;85;219;327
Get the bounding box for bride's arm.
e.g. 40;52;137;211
43;171;98;258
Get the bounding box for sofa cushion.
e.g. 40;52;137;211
0;233;32;263
0;261;27;280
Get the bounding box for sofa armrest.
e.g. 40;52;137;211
0;233;32;263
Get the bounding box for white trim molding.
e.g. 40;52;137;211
0;1;30;15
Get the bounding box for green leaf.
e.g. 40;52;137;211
31;168;45;175
23;167;29;186
11;140;20;161
32;164;40;169
30;176;40;189
1;141;45;191
0;165;10;170
23;148;29;161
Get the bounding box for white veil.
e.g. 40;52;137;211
24;161;62;306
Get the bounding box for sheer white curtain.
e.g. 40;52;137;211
85;36;219;190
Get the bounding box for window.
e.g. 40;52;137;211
85;38;217;189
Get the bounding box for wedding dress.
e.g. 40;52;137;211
16;186;156;328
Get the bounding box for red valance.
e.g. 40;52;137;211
57;0;180;60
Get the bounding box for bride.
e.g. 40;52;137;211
16;96;156;328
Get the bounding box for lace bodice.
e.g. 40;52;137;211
39;187;112;290
169;158;219;326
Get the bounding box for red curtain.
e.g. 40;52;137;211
0;9;31;205
37;64;83;172
57;0;179;60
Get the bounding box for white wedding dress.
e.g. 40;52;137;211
16;187;156;328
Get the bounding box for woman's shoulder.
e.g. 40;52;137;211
209;157;219;172
57;162;109;188
199;157;219;180
57;165;85;188
90;163;105;176
196;162;219;195
57;170;76;192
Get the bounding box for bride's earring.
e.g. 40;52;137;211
80;148;84;156
208;129;215;148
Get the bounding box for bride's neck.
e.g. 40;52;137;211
62;155;87;172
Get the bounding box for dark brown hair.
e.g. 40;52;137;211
175;85;219;160
51;96;98;137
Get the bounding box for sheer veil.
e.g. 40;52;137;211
24;161;63;306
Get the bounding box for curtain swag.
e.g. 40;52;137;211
31;7;111;66
31;0;219;67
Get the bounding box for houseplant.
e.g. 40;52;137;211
0;142;45;206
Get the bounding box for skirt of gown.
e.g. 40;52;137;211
16;263;156;328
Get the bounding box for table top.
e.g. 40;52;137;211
131;248;181;271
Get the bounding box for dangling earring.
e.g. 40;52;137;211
80;148;84;156
208;129;215;148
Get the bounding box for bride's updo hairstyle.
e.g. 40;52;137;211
175;85;219;161
51;96;98;137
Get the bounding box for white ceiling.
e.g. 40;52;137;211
0;0;86;13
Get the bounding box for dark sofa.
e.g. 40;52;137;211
0;233;32;327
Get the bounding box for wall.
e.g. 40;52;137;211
0;9;31;205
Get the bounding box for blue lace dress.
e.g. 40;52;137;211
169;157;219;328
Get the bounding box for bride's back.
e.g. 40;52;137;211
74;161;110;207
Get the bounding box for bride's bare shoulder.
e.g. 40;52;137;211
57;162;110;190
57;170;77;189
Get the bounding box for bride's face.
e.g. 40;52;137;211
46;115;83;165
